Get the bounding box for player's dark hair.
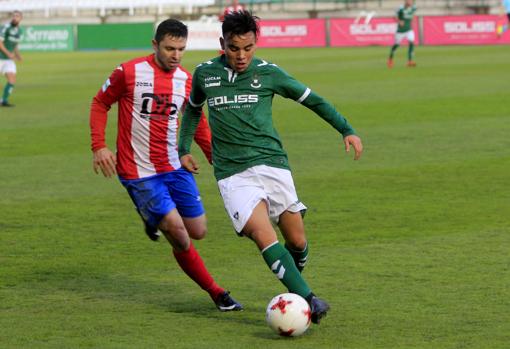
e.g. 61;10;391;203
155;19;187;43
222;10;259;40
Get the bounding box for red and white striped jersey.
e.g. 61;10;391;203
90;54;212;180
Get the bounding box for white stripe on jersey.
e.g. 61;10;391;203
132;61;156;178
189;97;204;107
168;67;188;170
297;88;311;103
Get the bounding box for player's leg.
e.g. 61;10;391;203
242;202;329;324
167;168;243;311
388;32;403;68
121;174;241;311
1;66;16;106
242;200;312;298
278;211;309;273
407;31;416;67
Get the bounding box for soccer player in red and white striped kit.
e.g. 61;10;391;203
89;19;242;311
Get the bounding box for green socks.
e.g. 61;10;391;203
389;44;399;59
2;83;14;103
284;242;308;272
262;242;311;299
408;42;415;61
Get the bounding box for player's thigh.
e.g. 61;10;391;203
394;32;405;45
120;175;175;229
182;214;207;240
259;166;307;224
217;168;267;234
158;208;190;250
242;200;278;251
166;168;205;218
406;30;415;43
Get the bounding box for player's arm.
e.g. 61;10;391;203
397;8;405;26
90;66;125;177
272;67;363;160
182;74;212;164
0;38;14;59
179;70;207;173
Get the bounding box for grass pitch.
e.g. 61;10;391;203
1;45;509;348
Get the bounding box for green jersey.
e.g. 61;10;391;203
396;5;417;33
179;55;356;181
0;22;22;59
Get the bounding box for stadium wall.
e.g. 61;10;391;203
18;15;510;51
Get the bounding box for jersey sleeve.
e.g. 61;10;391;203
182;71;212;163
0;25;7;41
89;66;126;152
179;67;206;158
397;7;404;20
271;66;356;137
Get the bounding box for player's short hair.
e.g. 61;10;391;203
12;10;22;16
154;19;187;43
222;10;259;40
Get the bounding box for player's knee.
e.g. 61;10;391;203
189;226;207;240
285;238;307;251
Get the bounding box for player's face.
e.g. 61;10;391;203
152;35;187;72
220;31;257;73
404;0;413;7
11;12;22;26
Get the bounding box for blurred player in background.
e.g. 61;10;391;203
219;0;245;21
89;19;242;312
0;10;23;107
179;10;363;325
387;0;417;68
497;0;510;37
218;0;245;55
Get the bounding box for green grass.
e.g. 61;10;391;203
1;45;509;348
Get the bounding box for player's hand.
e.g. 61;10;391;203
343;135;363;160
180;154;200;174
93;147;117;177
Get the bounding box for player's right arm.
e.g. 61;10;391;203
90;66;126;177
271;65;363;160
178;67;207;173
0;33;14;59
396;8;405;27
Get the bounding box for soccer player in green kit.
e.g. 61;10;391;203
387;0;417;68
179;10;363;325
0;10;23;107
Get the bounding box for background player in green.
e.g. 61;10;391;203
0;10;23;107
179;10;363;325
387;0;417;68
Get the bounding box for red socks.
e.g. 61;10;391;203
172;242;224;301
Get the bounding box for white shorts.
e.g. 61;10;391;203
217;165;307;234
394;30;415;44
0;59;16;74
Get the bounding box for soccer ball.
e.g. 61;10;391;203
265;293;311;337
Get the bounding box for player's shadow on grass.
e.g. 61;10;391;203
21;263;259;326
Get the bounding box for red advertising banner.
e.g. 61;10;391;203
258;19;326;48
330;17;419;47
423;15;510;45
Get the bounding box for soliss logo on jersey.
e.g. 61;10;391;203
140;93;178;121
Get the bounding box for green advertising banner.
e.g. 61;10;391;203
19;25;74;51
77;23;153;50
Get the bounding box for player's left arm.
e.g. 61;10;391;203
182;73;212;164
179;69;207;173
0;39;14;59
272;66;363;160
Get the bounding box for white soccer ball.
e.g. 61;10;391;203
265;293;311;337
